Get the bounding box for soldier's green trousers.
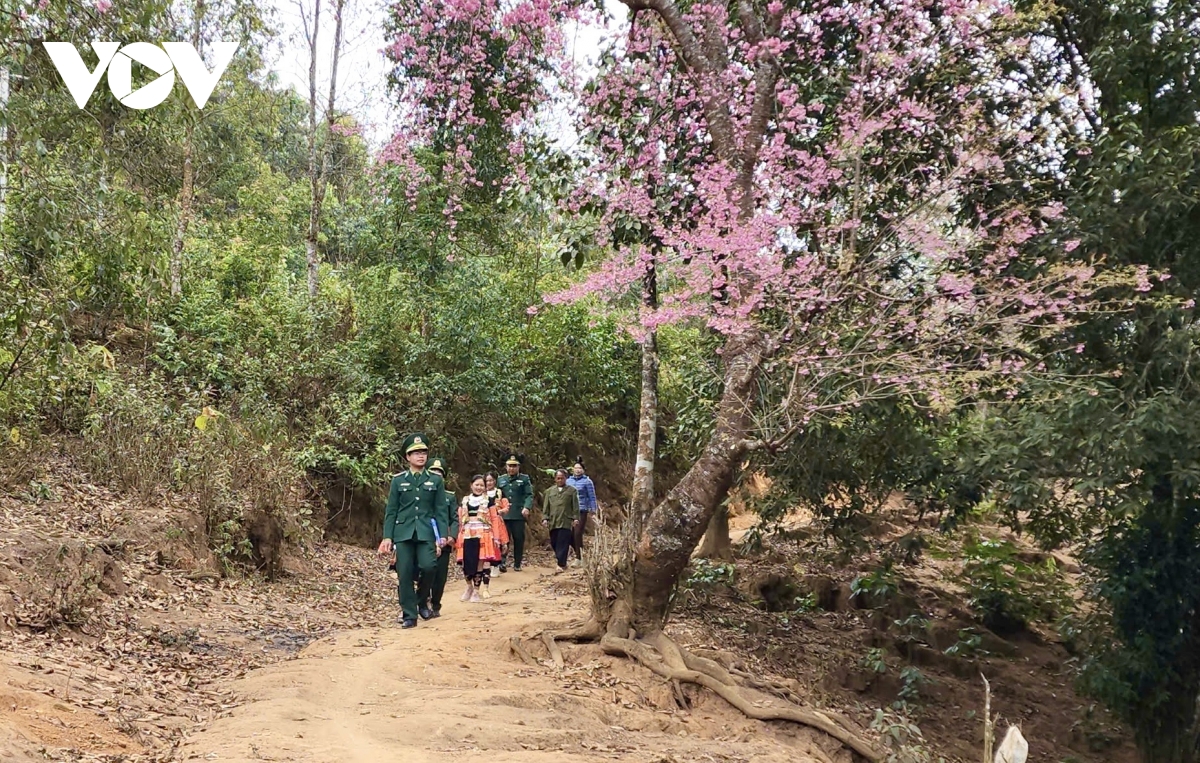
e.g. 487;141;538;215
395;537;436;621
503;519;527;568
430;544;452;611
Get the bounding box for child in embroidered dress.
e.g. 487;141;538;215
456;475;509;602
482;472;510;598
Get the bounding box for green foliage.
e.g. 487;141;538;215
959;535;1070;634
869;709;942;763
744;399;983;548
81;369;191;501
1073;498;1200;761
851;562;900;605
896;666;929;708
658;327;723;465
791;592;817;614
987;3;1200;758
944;630;987;659
0;0;640;572
774;592;820;629
685;558;736;589
861;647;889;674
892;614;931;645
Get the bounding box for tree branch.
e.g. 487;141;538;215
619;0;741;174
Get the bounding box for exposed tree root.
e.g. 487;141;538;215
533;609;879;760
534;619;604;670
550;618;604;642
597;632;881;762
692;648;805;703
509;636;539;666
541;632;565;669
670;678;689;709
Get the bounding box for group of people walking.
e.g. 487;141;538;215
376;432;598;628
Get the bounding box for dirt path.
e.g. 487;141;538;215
176;565;840;763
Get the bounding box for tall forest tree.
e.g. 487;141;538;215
939;2;1200;760
299;0;346;298
383;1;1142;757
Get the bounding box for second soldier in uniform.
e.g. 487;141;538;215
497;454;534;572
426;456;457;618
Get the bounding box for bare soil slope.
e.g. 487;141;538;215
1;459;1134;763
176;568;843;763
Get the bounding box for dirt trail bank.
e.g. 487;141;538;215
176;567;843;763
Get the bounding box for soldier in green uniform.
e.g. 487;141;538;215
497;454;534;572
377;433;445;628
426;457;458;618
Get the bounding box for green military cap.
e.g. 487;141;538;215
403;433;430;454
428;457;446;475
505;453;521;466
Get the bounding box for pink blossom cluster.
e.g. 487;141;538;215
380;0;1147;419
542;0;1138;413
381;0;586;214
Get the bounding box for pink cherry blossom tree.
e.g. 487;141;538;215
385;0;1135;755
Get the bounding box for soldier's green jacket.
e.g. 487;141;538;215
498;472;534;520
382;469;446;543
543;484;580;530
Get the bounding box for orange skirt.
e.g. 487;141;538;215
456;505;509;563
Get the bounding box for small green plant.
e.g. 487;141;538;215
869;708;943;763
777;592;819;627
960;534;1071;633
25;480;53;502
893;614;931;645
851;561;900;605
861;647;889;674
896;666;929;708
792;592;818;613
685;558;736;588
944;629;988;658
212;518;254;574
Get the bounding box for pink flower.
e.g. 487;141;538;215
95;0;112;13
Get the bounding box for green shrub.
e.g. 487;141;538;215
959;534;1070;633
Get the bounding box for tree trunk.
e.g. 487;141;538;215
303;0;345;300
169;2;204;299
618;329;769;636
1;66;9;259
170;124;194;298
631;330;659;520
631;250;660;521
695;503;732;560
606;0;771;638
304;0;323;299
